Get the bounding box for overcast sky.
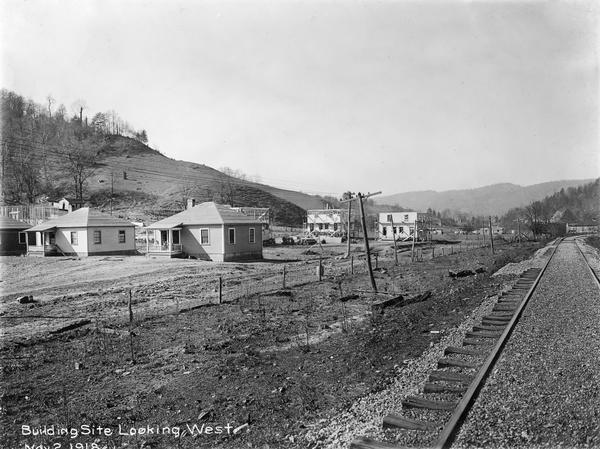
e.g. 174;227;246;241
2;0;598;197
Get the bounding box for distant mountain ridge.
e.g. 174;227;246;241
376;180;596;216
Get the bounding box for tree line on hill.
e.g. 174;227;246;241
0;89;149;205
499;179;599;238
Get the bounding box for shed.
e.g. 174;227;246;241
0;216;30;255
147;202;263;261
25;207;137;256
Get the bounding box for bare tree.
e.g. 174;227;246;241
216;167;247;206
62;137;98;201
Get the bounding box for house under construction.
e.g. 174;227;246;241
306;209;348;242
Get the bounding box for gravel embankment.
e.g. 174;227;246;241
455;238;600;448
303;292;501;448
492;241;558;277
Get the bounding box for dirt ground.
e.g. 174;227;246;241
0;238;540;449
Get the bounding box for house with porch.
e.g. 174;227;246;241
146;201;263;261
0;216;30;255
25;207;137;256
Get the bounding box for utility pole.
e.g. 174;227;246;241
517;218;521;244
488;216;495;255
481;218;486;247
341;191;381;293
390;215;398;265
411;218;418;262
345;195;353;258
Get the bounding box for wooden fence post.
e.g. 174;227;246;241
128;289;135;364
218;277;222;304
318;257;322;281
351;255;354;274
282;265;286;289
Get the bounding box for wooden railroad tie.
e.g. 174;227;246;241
429;370;474;384
350;437;408;449
437;358;478;369
481;318;510;327
466;331;502;339
383;414;440;431
423;382;468;394
444;346;488;356
402;396;458;411
473;324;505;332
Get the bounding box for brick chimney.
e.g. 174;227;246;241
187;198;196;209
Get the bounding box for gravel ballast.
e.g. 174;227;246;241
455;238;600;448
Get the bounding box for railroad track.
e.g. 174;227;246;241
349;238;571;449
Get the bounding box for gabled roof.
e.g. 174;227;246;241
0;216;31;230
27;207;134;232
148;202;261;229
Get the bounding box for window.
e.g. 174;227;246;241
19;232;26;244
318;223;323;230
70;231;78;245
201;229;209;245
309;223;314;231
387;214;393;222
382;227;387;236
249;228;255;244
228;228;236;244
393;227;397;234
333;223;338;231
93;230;102;244
324;223;329;230
118;230;126;244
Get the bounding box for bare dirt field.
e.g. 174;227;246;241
0;238;540;449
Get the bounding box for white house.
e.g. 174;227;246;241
377;212;440;241
566;223;598;234
26;207;137;256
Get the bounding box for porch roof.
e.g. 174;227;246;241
147;223;183;230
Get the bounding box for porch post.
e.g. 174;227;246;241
169;229;173;252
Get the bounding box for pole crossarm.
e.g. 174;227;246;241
340;191;381;203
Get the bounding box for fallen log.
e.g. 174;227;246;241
50;319;91;334
371;291;432;312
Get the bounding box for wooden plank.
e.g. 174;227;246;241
444;346;487;356
466;331;502;339
383;414;439;431
429;370;473;384
484;313;512;320
423;382;468;394
438;358;478;369
473;324;505;332
402;396;457;411
50;319;91;334
350;437;405;449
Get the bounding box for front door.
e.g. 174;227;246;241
160;230;168;249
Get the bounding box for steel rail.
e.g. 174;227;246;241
574;237;600;289
433;238;563;449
